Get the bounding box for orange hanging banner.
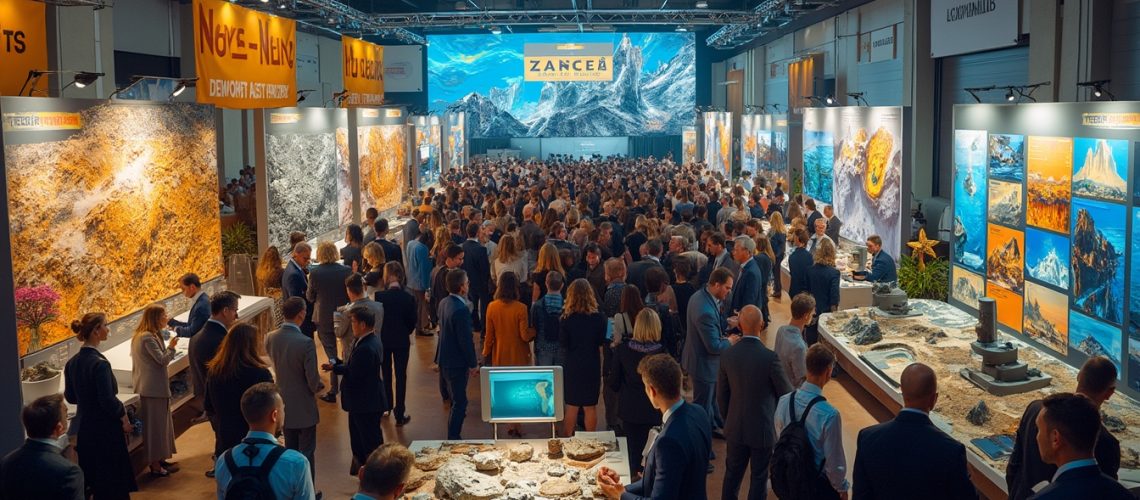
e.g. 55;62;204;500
341;36;384;107
0;0;47;96
193;0;296;109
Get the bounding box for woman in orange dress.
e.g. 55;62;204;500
481;271;535;437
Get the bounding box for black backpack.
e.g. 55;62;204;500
770;391;827;500
222;438;288;500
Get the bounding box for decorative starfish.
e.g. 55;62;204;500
908;228;940;271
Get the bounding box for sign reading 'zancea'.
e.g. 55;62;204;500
523;43;613;82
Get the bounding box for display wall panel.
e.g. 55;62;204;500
702;111;732;177
445;111;466;170
951;101;1140;393
1;98;222;357
357;107;409;214
740;113;790;184
262;107;350;250
413;115;441;189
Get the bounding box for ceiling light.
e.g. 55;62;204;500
696;0;708;8
172;82;187;97
675;26;688;32
491;26;502;34
824;95;834;105
277;3;286;8
1005;88;1016;102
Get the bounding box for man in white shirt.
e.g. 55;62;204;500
215;383;315;500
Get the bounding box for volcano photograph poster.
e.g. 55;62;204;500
427;33;695;137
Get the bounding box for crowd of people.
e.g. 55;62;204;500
1;156;1133;500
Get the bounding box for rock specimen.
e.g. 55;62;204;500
508;443;534;462
415;452;450;471
853;322;883;345
538;478;582;498
924;329;947;344
434;460;506;500
406;468;432;490
1104;411;1127;433
840;317;870;337
411;494;432;500
547;438;563;458
472;451;503;471
547;464;567;477
967;401;991;426
501;479;540;500
563;439;606;461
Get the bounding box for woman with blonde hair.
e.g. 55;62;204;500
131;304;180;476
806;238;840;345
531;241;567;302
558;279;609;436
493;233;529;287
362;241;387;296
768;211;788;298
307;240;351;402
431;226;451;263
256;245;286;325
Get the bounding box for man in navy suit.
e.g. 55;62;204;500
787;228;813;299
1;394;84;500
1029;393;1132;500
168;273;210;337
804;198;822;231
324;305;388;471
283;242;316;337
854;234;898;283
460;222;492;333
853;363;977;500
597;354;711;500
728;236;764;320
683;267;741;448
372;219;403;266
437;269;478;440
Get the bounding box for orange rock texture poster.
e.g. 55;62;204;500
193;0;296;109
986;223;1024;332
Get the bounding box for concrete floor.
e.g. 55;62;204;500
132;293;897;499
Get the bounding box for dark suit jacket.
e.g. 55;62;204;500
375;287;417;354
729;258;764;314
853;410;977;500
205;364;273;456
1007;400;1121;500
807;263;840;314
282;260;308;300
682;288;732;383
627;258;665;296
437;295;477;369
376;237;403;266
866;251;898;283
622;402;711;500
188;320;227;401
698;251;740;288
1;439;84;500
332;333;388;413
825;216;842;244
340;245;365;273
717;337;792;449
171;292;210;338
306;262;352;333
461;239;492;296
806;211;823;233
1029;465;1133;500
787;247;813;299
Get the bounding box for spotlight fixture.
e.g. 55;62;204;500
695;0;708;7
19;70;104;95
296;89;315;103
804;95;827;106
1004;88;1016;102
1078;80;1116;101
824;95;834;105
675;26;688;32
172;82;188;97
277;2;286;8
846;92;869;107
490;26;502;35
324;90;349;108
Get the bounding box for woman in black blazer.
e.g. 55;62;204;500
341;223;366;272
559;279;609;437
374;261;418;426
608;308;666;477
64;313;138;500
204;323;273;458
805;238;841;345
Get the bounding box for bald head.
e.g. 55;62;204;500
739;305;764;337
900;363;938;412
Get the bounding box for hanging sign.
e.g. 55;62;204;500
931;0;1019;58
193;0;296;109
859;25;897;64
0;0;47;96
342;35;384;107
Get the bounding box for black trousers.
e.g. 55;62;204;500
772;254;784;294
381;346;410;418
722;441;773;500
623;421;655;478
348;411;383;472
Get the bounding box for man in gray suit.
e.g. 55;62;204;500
266;297;323;486
683;267;740;459
718;305;793;500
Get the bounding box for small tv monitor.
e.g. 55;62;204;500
480;366;564;423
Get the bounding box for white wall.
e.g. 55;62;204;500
50;6;116;99
113;0;179;57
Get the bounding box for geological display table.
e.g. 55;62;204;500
406;433;631;499
819;300;1140;497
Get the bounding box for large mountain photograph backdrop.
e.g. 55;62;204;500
428;33;696;138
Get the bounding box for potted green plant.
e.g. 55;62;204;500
221;222;257;261
21;361;61;404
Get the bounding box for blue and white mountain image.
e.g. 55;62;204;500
1028;248;1069;290
429;33;696;138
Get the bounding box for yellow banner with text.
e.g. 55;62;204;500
0;0;47;96
193;0;296;109
342;36;384;107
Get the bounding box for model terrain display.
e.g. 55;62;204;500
407;438;621;499
821;300;1140;472
3;100;222;356
358;124;407;214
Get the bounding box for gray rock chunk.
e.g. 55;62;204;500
509;443;534;462
434;460;506;500
472;451;503;471
966;400;991;426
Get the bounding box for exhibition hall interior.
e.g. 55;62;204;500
2;0;1140;499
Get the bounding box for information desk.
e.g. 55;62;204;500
407;433;631;499
819;300;1140;497
104;295;273;412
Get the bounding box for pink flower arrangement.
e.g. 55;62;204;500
15;285;61;329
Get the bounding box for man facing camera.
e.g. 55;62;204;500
853;235;897;283
1028;393;1132;500
324;305;388;473
354;444;415;500
597;354;711;500
852;363;976;500
1;394;84;500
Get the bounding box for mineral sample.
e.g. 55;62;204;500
840;317;870;337
411;494;432;500
509;443;534;462
925;329;947;344
853;322;883;345
265;130;342;250
1103;411;1127;433
563;439;606;461
406;468;432;490
547;438;563;458
547;464;567;477
434;460;506;500
966;401;991;426
472;451;503;471
415;452;450;471
538;479;581;498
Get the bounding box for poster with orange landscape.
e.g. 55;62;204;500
1026;136;1072;233
988;283;1023;332
987;223;1024;295
1024;281;1068;355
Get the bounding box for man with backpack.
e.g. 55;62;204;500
215;383;316;500
771;344;849;500
531;271;565;366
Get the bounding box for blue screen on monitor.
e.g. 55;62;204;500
488;369;557;420
428;32;696;138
